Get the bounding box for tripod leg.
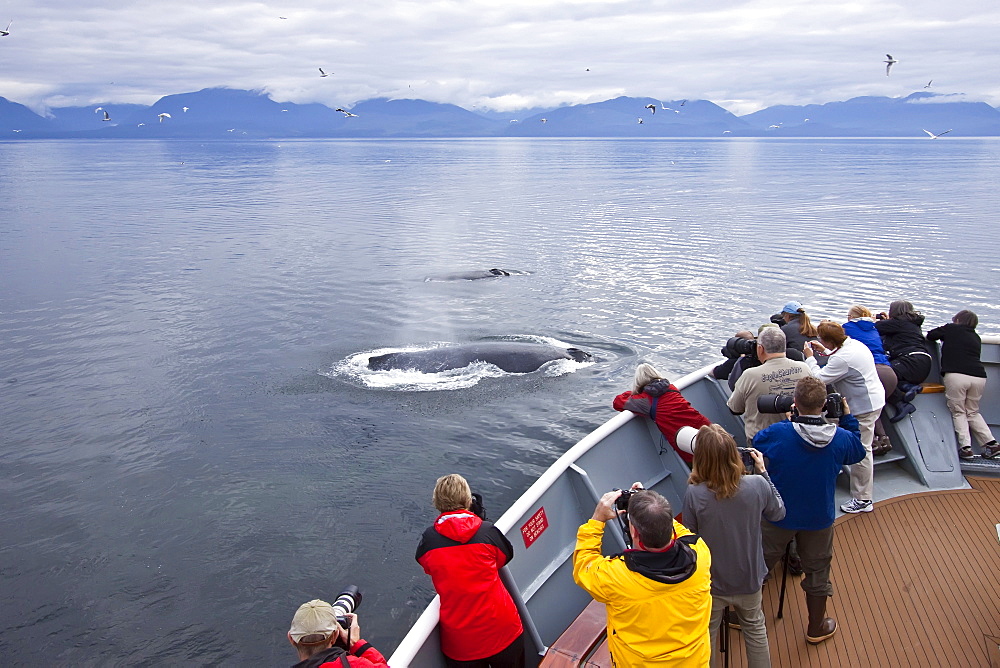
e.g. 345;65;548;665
721;605;730;668
777;540;791;620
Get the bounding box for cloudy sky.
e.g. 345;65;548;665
2;0;998;115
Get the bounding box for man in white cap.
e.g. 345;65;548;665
287;599;387;667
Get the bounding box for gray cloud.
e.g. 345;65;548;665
3;0;998;115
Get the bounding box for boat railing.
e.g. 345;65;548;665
389;363;715;667
390;339;1000;666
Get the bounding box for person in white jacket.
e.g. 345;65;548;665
803;320;886;514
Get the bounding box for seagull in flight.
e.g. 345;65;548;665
158;113;171;123
923;128;952;139
679;99;687;107
335;108;358;117
644;104;656;114
924;80;933;88
182;106;189;112
319;68;331;77
884;54;898;76
637;117;644;124
1;21;12;37
540;118;547;123
102;110;111;122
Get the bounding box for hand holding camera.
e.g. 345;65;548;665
337;613;361;647
592;489;625;522
745;447;766;474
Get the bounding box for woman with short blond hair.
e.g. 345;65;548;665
432;473;474;512
683;425;785;668
416;475;524;667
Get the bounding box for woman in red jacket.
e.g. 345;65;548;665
613;363;712;464
416;474;524;667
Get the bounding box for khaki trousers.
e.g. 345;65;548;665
709;589;771;668
850;409;880;501
943;373;994;448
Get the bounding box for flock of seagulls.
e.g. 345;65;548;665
635;99;686;122
2;18;955;140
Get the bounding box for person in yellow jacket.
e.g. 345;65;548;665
573;486;712;666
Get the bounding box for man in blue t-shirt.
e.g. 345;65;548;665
753;376;865;646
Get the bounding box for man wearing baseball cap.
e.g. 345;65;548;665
288;599;388;667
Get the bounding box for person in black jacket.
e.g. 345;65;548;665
926;310;1000;459
875;300;933;422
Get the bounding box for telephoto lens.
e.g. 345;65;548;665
756;394;795;414
332;585;362;628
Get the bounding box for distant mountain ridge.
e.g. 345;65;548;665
740;92;1000;136
2;88;1000;138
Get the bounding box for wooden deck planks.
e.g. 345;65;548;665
725;476;1000;668
561;477;1000;667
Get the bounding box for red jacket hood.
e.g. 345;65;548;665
434;510;483;543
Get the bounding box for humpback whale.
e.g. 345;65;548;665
367;342;592;374
424;268;528;282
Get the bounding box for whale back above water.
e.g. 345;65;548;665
367;342;591;374
424;268;529;282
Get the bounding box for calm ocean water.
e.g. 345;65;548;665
2;137;998;665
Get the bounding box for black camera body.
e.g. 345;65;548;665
737;447;754;469
614;488;639;513
756;392;845;418
823;392;844;419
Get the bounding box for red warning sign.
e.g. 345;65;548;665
521;507;549;548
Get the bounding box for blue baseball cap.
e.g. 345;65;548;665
781;301;803;314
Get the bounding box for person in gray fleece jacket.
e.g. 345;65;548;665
683;424;785;668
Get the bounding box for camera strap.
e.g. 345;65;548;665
791;415;827;426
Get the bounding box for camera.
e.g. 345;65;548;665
824;392;844;419
737;447;754;469
614;488;640;513
332;585;363;629
756;392;845;418
722;336;758;360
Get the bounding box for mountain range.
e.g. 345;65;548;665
3;88;999;138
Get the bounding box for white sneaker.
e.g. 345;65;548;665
840;498;873;513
